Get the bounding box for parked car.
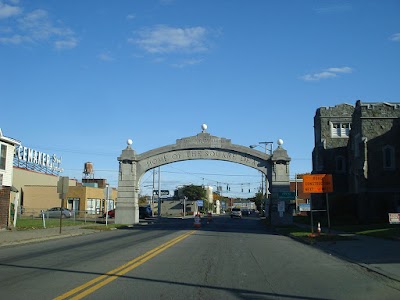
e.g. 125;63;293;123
241;209;250;216
104;209;115;218
230;207;242;219
40;207;72;218
139;206;152;219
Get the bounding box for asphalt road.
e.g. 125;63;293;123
0;215;399;300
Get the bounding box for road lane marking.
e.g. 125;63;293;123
54;230;195;300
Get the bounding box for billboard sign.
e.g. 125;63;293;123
14;145;63;175
303;174;333;193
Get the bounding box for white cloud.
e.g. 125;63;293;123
159;0;175;5
132;25;209;54
0;1;21;19
314;4;352;14
97;51;115;62
0;6;78;49
54;37;78;49
389;33;400;42
0;33;27;44
326;67;353;73
171;58;204;68
126;14;135;20
301;67;353;81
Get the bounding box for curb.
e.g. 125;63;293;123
0;232;91;248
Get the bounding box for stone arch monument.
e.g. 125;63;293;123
116;125;292;225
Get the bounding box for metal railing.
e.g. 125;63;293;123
15;208;109;225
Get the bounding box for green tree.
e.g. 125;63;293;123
253;192;264;211
181;184;206;201
138;194;149;206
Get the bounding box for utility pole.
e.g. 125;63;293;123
157;167;161;218
151;169;156;216
295;174;298;214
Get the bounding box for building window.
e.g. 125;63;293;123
331;122;351;138
383;146;395;170
0;144;6;170
336;156;346;173
86;198;101;215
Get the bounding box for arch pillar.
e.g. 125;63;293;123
116;142;140;225
267;143;292;225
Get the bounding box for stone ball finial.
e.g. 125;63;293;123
201;124;208;132
127;139;133;146
277;139;283;146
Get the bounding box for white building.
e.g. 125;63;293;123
0;128;20;229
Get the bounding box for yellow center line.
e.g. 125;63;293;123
54;230;196;300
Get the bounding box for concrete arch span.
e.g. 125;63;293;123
116;130;292;225
138;142;271;177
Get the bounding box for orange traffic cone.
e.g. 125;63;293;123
194;213;201;228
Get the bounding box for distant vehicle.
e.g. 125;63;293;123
40;207;72;218
241;209;250;216
139;206;152;219
230;207;242;219
104;209;115;218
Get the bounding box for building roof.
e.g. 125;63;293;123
0;128;21;146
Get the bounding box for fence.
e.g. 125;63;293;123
14;208;109;225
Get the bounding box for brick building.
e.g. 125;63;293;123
289;175;311;207
312;101;400;223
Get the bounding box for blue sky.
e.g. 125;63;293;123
1;0;399;197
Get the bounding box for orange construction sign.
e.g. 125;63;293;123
303;174;333;193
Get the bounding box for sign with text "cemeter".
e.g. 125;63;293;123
303;174;333;193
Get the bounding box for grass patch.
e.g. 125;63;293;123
333;224;400;240
293;215;400;240
276;225;355;244
16;218;137;231
16;218;86;230
355;227;400;240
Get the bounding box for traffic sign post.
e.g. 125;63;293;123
153;190;169;196
278;191;295;200
104;184;110;226
303;174;334;234
57;176;69;234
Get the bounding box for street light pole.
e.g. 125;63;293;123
157;166;161;218
258;142;273;199
250;141;273;219
249;141;273;198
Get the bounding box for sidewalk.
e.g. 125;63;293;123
293;223;400;283
0;225;101;248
